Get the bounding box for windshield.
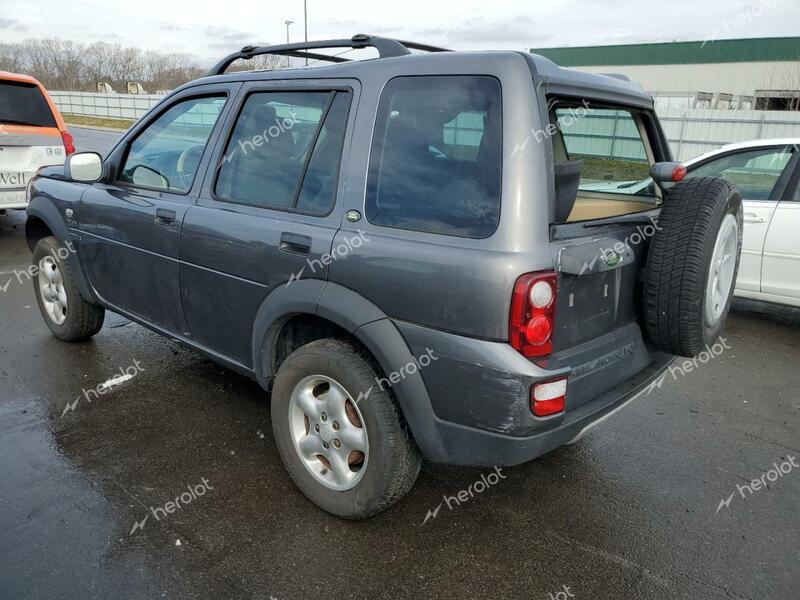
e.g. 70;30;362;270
0;80;57;128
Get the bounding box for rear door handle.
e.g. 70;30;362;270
279;232;312;255
154;208;176;227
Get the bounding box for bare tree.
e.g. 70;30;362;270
226;45;286;74
0;38;239;92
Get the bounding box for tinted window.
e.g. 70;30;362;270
366;76;502;238
119;95;225;193
0;81;56;128
687;146;794;200
557;107;653;196
215;91;350;215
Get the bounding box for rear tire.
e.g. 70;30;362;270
271;339;421;519
644;177;742;357
32;236;104;342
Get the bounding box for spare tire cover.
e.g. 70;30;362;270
644;177;743;357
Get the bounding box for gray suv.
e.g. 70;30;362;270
25;35;743;518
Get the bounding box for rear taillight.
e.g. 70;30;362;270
531;378;567;417
61;130;75;156
509;271;557;358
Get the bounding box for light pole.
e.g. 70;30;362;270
285;20;294;68
304;0;308;66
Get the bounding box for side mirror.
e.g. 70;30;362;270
65;152;103;183
649;161;686;192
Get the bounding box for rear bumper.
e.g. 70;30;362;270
391;320;674;467
419;354;673;466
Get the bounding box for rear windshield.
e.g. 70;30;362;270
0;81;57;128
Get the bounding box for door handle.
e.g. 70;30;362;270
743;212;766;224
279;232;312;256
154;208;176;227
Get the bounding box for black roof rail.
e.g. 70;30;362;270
207;34;450;76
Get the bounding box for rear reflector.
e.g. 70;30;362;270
531;378;567;417
671;165;686;182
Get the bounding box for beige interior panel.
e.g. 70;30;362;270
567;196;656;222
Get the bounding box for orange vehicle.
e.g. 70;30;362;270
0;71;74;211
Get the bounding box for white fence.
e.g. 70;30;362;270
50;91;162;121
559;107;800;162
50;91;800;162
658;108;800;161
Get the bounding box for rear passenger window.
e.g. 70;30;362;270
215;91;350;215
366;76;502;238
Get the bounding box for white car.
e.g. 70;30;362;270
578;139;800;307
0;71;73;211
683;139;800;308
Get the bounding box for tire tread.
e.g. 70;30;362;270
644;177;741;356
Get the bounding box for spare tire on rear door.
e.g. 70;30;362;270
644;177;743;358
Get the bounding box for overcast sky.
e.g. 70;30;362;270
2;0;799;63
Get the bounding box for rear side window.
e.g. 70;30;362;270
215;91;351;215
366;76;502;238
556;107;653;195
0;81;56;128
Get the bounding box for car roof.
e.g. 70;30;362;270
196;49;529;84
0;71;45;87
685;138;800;165
0;70;66;132
185;41;653;108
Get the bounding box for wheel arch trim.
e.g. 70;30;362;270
25;197;97;303
250;280;445;459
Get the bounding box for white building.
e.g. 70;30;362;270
530;37;800;111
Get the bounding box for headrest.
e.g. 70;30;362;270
554;159;583;222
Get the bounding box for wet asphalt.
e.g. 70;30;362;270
0;128;798;600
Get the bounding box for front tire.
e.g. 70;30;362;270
271;339;421;519
32;236;104;342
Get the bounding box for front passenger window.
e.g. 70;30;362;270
118;95;226;193
687;147;794;200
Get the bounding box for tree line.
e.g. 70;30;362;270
0;38;285;93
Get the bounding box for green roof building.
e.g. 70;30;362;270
530;37;800;110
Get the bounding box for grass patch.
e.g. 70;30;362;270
575;155;651;182
62;114;135;130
